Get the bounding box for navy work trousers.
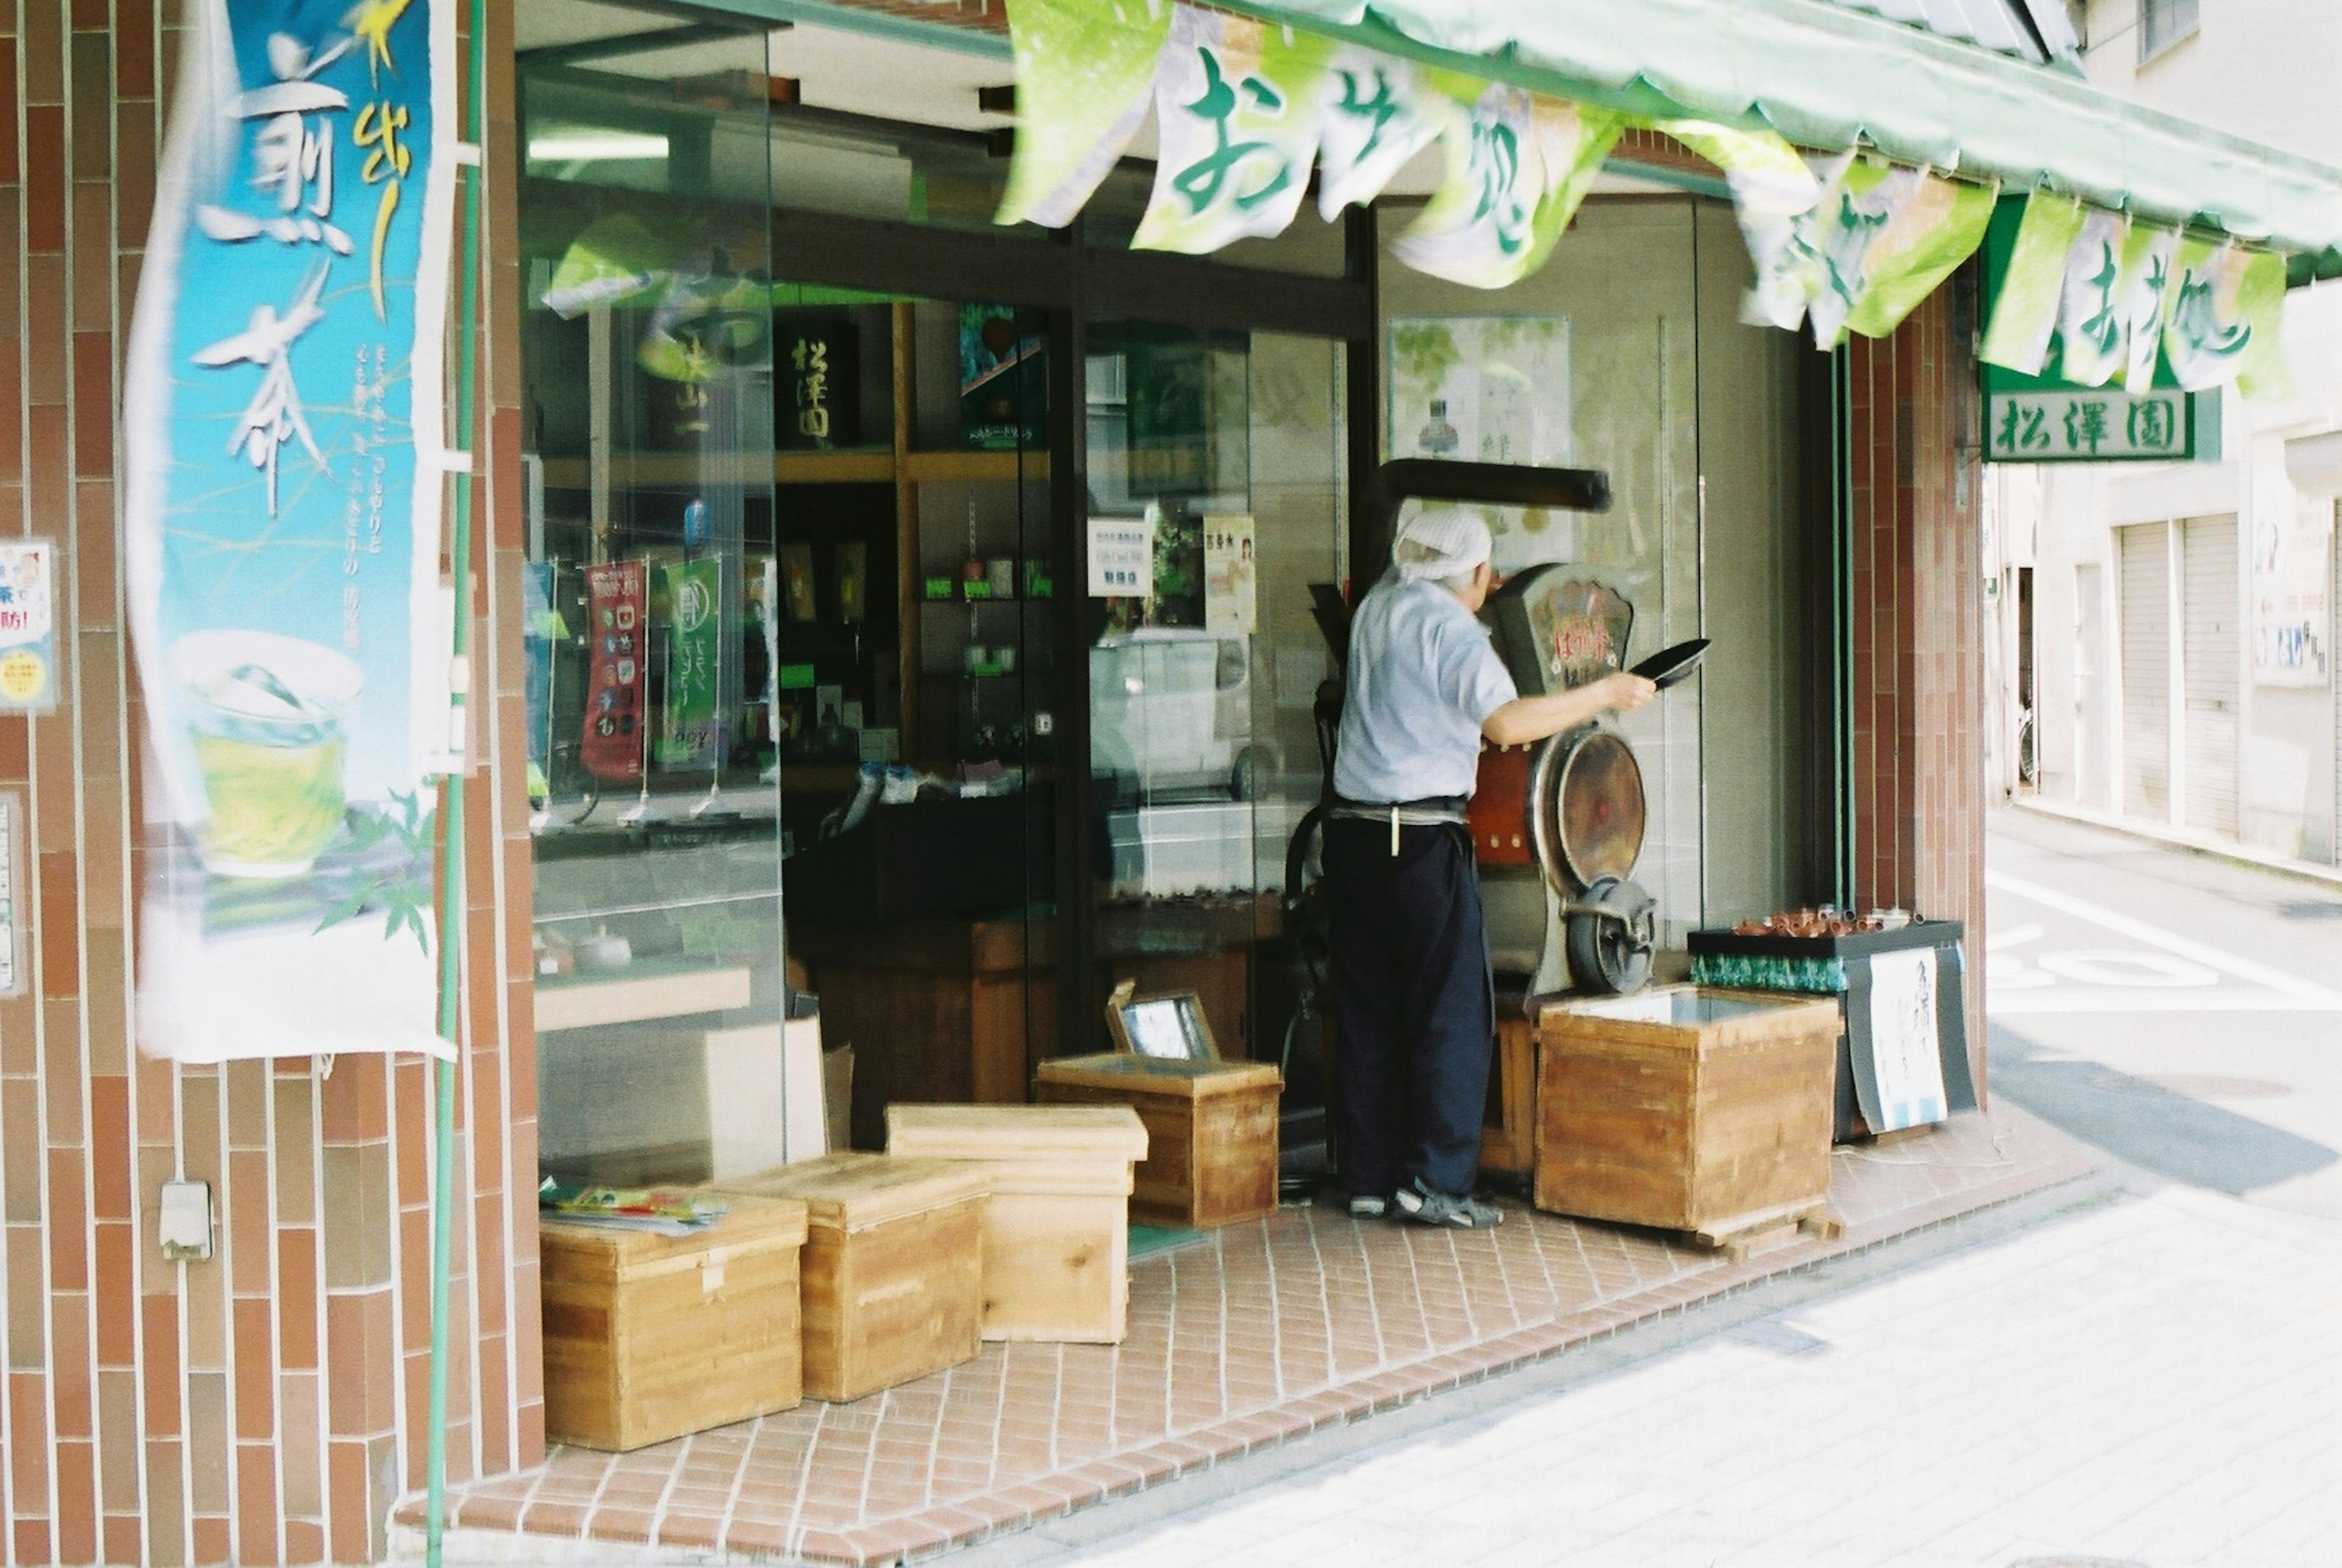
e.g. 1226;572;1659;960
1322;816;1495;1200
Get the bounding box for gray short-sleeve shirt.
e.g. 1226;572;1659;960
1333;573;1518;803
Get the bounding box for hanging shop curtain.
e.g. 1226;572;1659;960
124;0;462;1062
1210;0;2342;271
995;0;2307;390
999;0;1993;345
1981;191;2290;399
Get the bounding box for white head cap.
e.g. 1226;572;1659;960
1392;506;1494;583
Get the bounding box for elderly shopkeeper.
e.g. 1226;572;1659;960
1325;508;1655;1228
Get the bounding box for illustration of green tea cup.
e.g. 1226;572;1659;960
174;631;364;879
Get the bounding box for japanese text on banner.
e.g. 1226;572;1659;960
124;0;456;1064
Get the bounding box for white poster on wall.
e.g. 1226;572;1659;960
1388;316;1573;470
2252;495;2332;687
0;542;59;714
1386;317;1581;573
1087;514;1156;598
1204;514;1256;635
1865;948;1950;1133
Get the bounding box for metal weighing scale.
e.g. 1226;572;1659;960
1300;459;1703;1003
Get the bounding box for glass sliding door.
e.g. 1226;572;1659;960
1084;321;1348;1089
1379;200;1706;953
517;6;789;1182
775;292;1058;1148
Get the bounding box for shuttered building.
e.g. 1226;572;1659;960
2119;521;2174;819
2180;515;2242;837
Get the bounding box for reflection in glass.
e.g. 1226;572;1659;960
520;12;792;1184
1086;324;1348;1085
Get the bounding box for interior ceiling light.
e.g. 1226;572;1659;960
528;129;670;163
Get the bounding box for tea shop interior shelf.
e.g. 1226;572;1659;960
900;449;1047;484
534;295;1051;778
534;449;1042;492
535;958;757;1033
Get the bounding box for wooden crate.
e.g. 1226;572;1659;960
540;1197;809;1452
711;1153;988;1402
886;1104;1149;1343
1033;1054;1281;1229
1479;1011;1538;1175
1534;986;1841;1235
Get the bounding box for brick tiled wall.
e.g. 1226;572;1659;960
0;4;539;1565
1845;283;1990;1066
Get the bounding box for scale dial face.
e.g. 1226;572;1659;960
1539;728;1645;889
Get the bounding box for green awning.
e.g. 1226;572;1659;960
1211;0;2342;274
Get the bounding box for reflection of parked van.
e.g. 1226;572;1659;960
1089;627;1251;798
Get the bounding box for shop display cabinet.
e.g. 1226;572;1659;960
528;296;1049;820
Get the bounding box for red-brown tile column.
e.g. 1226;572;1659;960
473;0;546;1477
1;3;541;1564
1844;283;1990;1073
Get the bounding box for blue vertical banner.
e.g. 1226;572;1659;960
126;0;457;1062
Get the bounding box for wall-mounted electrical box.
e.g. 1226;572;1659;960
157;1179;213;1264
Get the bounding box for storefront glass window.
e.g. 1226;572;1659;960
1086;324;1348;1070
776;295;1057;1151
1380;199;1706;954
519;12;793;1183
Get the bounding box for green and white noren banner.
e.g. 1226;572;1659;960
1980;188;2290;403
997;0;2005;328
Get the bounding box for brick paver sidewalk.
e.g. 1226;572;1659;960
1008;1172;2339;1568
405;1108;2093;1565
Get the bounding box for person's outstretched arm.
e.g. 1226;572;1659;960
1481;671;1656;746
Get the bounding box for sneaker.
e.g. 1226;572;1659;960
1392;1178;1503;1230
1314;1181;1388;1219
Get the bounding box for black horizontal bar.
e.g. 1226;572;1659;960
1083;248;1371;339
771;207;1079;307
1364;459;1615;531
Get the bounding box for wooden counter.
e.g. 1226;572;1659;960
795;895;1280;1149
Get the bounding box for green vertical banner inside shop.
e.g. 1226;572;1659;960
659;558;723;767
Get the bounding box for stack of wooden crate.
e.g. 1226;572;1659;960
540;1104;1175;1445
537;1038;1297;1449
886;1103;1150;1342
712;1152;994;1402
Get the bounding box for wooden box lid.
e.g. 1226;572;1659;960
886;1103;1149;1163
1538;985;1840;1052
1034;1053;1283;1099
539;1195;809;1285
711;1152;990;1231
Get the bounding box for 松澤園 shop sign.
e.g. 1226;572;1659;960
1986;387;2201;464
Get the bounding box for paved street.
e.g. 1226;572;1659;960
963;810;2342;1567
1985;809;2342;1220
